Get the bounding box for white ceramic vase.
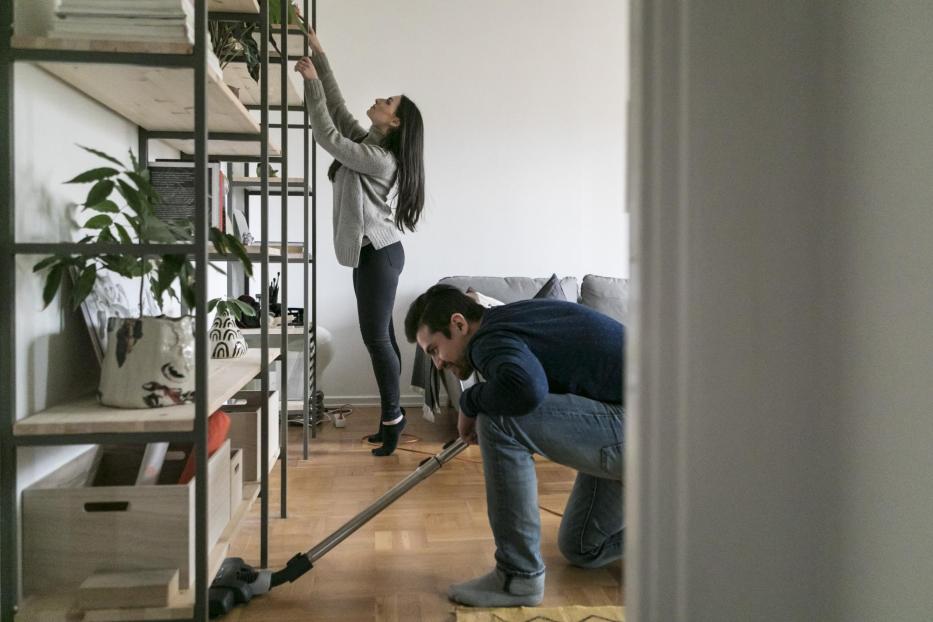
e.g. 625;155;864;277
209;312;248;359
98;316;195;408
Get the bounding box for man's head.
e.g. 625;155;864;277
405;285;486;379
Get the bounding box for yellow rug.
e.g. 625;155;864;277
456;605;624;622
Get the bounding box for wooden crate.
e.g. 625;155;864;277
222;391;279;482
22;439;231;595
230;448;243;511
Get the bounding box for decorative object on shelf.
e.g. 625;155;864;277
208;297;255;358
33;146;254;408
255;162;278;178
98;315;196;408
234;294;261;328
208;19;261;84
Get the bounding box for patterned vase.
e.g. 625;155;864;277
98;316;196;408
209;312;248;359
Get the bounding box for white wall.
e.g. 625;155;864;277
12;65;177;490
819;2;933;619
294;0;629;404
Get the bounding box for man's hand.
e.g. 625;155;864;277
295;57;318;80
458;410;478;445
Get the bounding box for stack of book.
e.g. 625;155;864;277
50;0;194;44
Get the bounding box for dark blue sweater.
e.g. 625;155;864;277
460;299;625;417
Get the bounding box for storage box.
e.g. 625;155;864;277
230;448;243;511
22;439;231;595
221;390;279;482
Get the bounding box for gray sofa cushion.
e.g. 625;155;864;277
438;275;579;303
533;273;567;300
580;274;629;322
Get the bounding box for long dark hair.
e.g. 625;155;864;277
327;95;425;232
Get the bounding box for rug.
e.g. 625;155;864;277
455;604;624;622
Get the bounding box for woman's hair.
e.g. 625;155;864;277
327;95;425;232
404;284;485;343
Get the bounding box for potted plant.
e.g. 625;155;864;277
209;19;261;98
207;296;255;358
34;146;253;409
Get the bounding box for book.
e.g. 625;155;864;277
149;161;223;229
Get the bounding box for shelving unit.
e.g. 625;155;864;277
0;1;317;621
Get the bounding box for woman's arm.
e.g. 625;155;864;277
299;24;368;141
297;63;395;178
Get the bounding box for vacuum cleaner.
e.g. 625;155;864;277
208;437;468;618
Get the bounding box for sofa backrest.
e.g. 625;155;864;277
580;274;628;323
437;274;629;324
438;276;579;304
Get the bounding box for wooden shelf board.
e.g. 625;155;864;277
230;176;305;191
14;348;281;437
13;37;267;144
161;137;280;157
223;60;304;106
240;326;307;335
12;34;192;55
256;29;308;58
209;0;260;13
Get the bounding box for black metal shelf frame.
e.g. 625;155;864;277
0;1;319;620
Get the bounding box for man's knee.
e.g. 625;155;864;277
557;531;616;569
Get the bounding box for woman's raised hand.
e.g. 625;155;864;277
294;56;318;80
292;4;324;55
305;25;324;55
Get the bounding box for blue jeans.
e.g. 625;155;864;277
476;393;624;578
352;242;405;422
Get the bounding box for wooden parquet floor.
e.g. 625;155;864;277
225;406;623;621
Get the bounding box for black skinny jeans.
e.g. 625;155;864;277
352;241;405;423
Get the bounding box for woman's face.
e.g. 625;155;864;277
367;95;403;130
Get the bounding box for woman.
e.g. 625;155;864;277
296;28;424;457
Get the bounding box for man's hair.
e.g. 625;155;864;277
404;284;486;343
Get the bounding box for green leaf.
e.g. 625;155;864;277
85;179;114;207
128;149;139;172
209;227;228;254
208;298;219;313
70;264;97;311
83;214;113;229
77;145;124;167
42;264;64;308
126;171;152;194
139;216;177;243
113;222;133;245
65;167;120;184
97;228;116;243
116;179;143;213
233;298;256;317
33;255;60;272
84;199;120;214
227;237;253;278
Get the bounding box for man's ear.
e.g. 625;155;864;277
450;313;468;335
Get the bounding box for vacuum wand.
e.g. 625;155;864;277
270;437;469;587
210;438;469;617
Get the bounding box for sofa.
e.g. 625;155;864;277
410;274;628;418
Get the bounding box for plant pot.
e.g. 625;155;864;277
209;312;248;359
98;316;195;409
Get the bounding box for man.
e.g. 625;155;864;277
404;284;624;607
